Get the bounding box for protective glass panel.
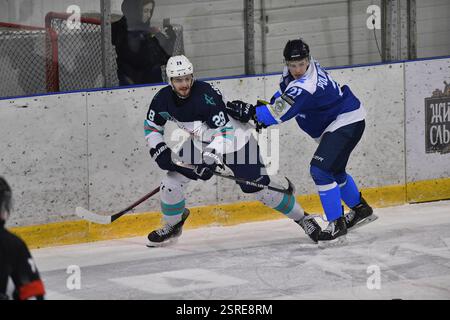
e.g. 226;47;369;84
0;1;102;98
254;0;384;74
1;0;449;99
416;0;450;59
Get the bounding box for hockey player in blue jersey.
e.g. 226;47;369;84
226;39;374;246
144;55;321;246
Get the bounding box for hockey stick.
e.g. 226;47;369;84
75;164;294;224
174;161;295;195
75;163;294;224
76;132;294;224
74;137;190;224
75;186;160;224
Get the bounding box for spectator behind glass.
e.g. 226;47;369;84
112;0;177;85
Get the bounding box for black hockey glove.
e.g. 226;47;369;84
225;100;255;123
194;150;224;181
150;142;199;180
150;142;175;171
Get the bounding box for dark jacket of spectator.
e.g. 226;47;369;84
112;0;176;85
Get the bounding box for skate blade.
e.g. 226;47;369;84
348;214;378;231
146;237;179;248
318;235;348;249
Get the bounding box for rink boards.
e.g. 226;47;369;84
0;56;449;248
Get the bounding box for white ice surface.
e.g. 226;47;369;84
32;200;450;300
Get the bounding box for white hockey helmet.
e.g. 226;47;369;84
166;55;194;80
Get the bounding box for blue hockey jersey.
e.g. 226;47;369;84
255;58;365;139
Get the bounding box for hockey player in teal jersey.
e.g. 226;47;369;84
226;39;375;246
144;55;321;246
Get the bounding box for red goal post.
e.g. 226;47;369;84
45;12;184;92
0;12;184;98
45;11;113;92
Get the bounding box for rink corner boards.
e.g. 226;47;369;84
9;177;450;250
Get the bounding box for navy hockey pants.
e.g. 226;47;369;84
310;120;365;176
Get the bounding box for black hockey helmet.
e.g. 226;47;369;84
283;38;310;62
0;176;12;221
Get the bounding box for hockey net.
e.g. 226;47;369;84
0;23;48;98
0;13;184;98
45;12;112;92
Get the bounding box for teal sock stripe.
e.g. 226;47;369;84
161;200;186;216
274;194;295;215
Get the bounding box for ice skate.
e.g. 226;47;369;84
318;216;347;248
147;209;190;247
296;212;321;243
345;194;377;230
